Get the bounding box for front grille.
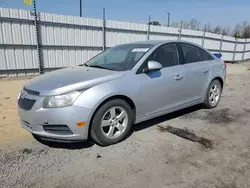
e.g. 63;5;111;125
18;98;36;110
43;125;73;135
23;87;40;96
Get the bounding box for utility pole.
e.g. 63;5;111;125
147;15;151;40
178;20;183;40
33;0;44;74
80;0;82;17
167;13;170;27
202;25;207;47
102;8;106;51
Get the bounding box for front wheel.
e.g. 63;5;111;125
90;99;133;146
203;79;222;109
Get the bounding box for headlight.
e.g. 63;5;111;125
43;91;81;108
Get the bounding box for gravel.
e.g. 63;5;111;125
1;63;250;188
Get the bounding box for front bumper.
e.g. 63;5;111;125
18;93;92;142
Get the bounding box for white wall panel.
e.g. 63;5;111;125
236;43;244;52
5;49;16;69
221;52;233;61
206;32;221;40
223;35;235;42
234;53;243;61
181;36;202;46
245;40;250;51
15;49;25;69
182;29;203;37
204;39;220;50
23;49;34;69
244;52;250;59
0;49;7;69
221;41;235;51
0;7;250;76
2;22;13;44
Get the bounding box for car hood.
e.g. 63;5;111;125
25;66;125;96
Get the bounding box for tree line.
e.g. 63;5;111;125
148;19;250;38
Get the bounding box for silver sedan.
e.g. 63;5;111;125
18;40;226;146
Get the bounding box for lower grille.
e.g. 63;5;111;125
43;125;73;135
18;98;36;110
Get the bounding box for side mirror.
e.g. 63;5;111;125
143;61;162;73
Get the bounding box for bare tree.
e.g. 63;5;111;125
231;23;242;38
222;26;231;35
170;22;179;28
241;21;250;38
242;25;250;38
241;21;248;30
182;20;190;29
206;23;213;33
149;21;161;26
189;19;200;30
213;25;223;34
169;19;248;38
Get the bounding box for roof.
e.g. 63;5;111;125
126;40;165;45
117;40;210;52
125;40;193;46
126;40;207;48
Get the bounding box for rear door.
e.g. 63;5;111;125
178;43;214;102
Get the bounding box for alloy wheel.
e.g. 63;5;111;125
100;106;129;139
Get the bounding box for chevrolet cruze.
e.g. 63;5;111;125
18;40;226;146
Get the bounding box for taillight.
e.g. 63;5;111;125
224;62;227;69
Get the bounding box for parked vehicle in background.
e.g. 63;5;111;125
17;40;226;146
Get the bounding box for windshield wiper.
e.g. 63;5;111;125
79;64;89;67
88;65;111;70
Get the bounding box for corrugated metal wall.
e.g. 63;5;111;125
0;7;250;76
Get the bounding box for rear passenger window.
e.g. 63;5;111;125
180;43;213;64
149;44;179;68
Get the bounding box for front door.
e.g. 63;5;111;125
135;43;187;119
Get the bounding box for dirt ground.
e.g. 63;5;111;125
0;63;250;188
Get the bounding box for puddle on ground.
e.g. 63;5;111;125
158;125;213;148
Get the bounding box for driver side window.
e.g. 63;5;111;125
148;43;179;68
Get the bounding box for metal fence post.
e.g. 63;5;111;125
178;20;183;40
201;25;206;47
33;0;44;74
233;38;238;62
147;15;151;40
242;38;247;62
102;8;106;51
219;33;224;53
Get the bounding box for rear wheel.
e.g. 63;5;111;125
203;79;222;108
90;99;133;146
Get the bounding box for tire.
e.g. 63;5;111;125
203;79;222;109
90;99;133;146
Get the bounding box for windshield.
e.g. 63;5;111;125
84;44;153;71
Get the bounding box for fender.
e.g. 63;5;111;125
74;78;138;108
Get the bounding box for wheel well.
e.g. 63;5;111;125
88;95;136;138
213;77;224;89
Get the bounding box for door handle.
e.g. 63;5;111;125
203;68;209;73
175;74;183;80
